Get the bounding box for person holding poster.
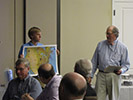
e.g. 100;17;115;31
18;27;43;58
18;27;59;58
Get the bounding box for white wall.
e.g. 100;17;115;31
26;0;57;45
0;0;14;85
60;0;112;78
0;0;15;99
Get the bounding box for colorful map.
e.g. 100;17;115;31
23;45;58;75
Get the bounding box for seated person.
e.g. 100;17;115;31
21;63;62;100
74;59;97;100
59;72;87;100
2;58;42;100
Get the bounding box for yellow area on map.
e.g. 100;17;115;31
25;47;52;74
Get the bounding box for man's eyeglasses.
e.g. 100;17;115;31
106;32;114;35
15;67;26;71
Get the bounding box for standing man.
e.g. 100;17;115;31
91;25;130;100
18;27;43;58
21;63;62;100
59;72;87;100
2;58;42;100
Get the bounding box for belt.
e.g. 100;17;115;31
99;70;109;73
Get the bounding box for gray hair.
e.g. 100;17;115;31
112;26;119;38
74;59;92;78
15;58;30;68
107;26;119;38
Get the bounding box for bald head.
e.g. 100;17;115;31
106;25;119;38
59;72;87;100
107;25;114;31
41;63;52;71
38;63;55;79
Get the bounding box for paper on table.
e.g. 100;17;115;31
104;66;122;73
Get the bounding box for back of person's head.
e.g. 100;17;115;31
59;72;87;100
28;27;41;39
15;58;30;68
38;63;55;79
74;59;92;79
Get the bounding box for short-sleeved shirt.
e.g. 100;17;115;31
2;75;42;100
18;41;44;58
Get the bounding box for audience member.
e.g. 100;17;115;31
2;58;42;100
74;59;97;100
22;63;62;100
59;72;87;100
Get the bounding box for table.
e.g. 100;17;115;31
119;86;133;100
106;86;133;100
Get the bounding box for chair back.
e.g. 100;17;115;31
84;96;97;100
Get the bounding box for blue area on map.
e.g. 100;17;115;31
48;47;58;73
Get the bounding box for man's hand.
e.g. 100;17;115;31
114;70;122;75
21;93;34;100
87;77;92;84
56;49;60;55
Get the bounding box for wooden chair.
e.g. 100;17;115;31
84;96;97;100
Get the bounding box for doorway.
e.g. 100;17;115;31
113;0;133;73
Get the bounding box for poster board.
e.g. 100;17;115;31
23;45;58;76
104;66;122;73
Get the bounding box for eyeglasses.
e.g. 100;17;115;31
15;67;26;71
106;32;114;35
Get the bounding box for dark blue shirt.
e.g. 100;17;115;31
2;75;42;100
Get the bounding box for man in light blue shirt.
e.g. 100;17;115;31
91;25;130;100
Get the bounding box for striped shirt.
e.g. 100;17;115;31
91;39;130;77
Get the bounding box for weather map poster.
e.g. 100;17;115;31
23;45;58;75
